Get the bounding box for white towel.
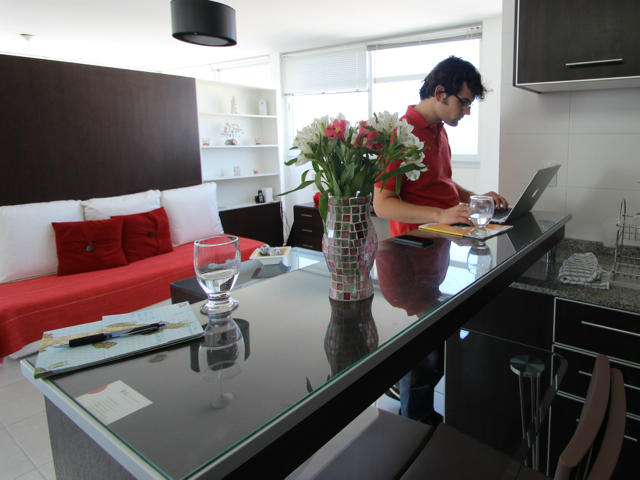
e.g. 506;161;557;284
558;253;610;289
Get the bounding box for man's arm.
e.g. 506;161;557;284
373;188;471;225
454;182;509;210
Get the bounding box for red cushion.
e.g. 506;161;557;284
0;236;265;358
53;218;129;276
116;207;173;263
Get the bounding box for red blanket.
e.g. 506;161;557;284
0;236;264;359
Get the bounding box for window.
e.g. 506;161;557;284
282;25;482;164
371;37;481;157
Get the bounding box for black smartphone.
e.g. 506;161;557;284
394;235;435;248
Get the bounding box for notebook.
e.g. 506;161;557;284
491;164;561;224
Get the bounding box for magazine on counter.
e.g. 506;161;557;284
419;222;513;240
34;302;203;379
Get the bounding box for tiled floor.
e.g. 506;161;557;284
0;357;55;480
0;299;174;480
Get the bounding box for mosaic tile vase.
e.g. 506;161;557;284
324;296;379;377
322;195;378;301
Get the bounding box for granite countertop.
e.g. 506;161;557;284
512;238;640;315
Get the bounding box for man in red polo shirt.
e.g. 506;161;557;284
373;56;508;236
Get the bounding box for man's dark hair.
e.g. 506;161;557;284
419;56;487;101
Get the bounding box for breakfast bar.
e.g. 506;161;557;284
21;211;571;479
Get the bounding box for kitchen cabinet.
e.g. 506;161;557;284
459;289;640;477
514;0;640;92
549;298;640;479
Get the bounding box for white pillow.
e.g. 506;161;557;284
161;183;224;246
0;200;84;283
81;190;162;220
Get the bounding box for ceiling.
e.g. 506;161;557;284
0;0;502;73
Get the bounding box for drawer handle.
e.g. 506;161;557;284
302;244;314;248
579;371;640;392
301;228;313;233
581;321;640;338
624;435;638;443
565;58;623;67
301;214;313;218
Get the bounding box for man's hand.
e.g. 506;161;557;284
481;191;509;210
439;204;472;225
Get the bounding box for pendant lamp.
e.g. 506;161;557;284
171;0;237;47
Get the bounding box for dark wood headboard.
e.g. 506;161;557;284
0;54;202;206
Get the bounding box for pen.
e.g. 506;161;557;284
54;323;167;348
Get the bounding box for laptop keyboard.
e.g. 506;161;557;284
492;208;512;221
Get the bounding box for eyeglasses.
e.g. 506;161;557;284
451;93;474;110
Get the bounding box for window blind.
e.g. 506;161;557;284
367;24;482;51
282;45;367;95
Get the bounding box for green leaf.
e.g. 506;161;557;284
340;162;356;187
306;377;313;393
375;163;427;184
277;179;315;197
319;193;328;231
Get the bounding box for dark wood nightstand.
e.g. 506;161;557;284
293;203;323;251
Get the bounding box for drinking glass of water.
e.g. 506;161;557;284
469;196;495;237
194;235;241;315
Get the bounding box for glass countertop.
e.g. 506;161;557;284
25;211;571;479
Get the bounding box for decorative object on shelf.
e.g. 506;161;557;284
170;0;237;47
324;296;378;377
255;138;261;145
253;169;259;175
230;96;238;114
258;99;267;116
280;112;427;301
222;122;243;145
262;188;273;203
255;189;265;203
313;192;321;206
201;137;210;146
233;166;241;177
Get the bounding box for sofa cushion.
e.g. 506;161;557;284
161;183;224;246
117;207;173;263
0;200;84;283
81;189;162;221
0;236;265;358
53;218;129;276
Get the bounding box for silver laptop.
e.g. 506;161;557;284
491;164;561;224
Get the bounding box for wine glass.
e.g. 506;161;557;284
469;196;495;237
194;235;241;315
467;241;494;277
198;313;245;409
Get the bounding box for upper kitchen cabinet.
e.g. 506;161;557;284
514;0;640;93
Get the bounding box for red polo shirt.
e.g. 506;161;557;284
375;106;459;236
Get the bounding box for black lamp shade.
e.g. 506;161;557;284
171;0;237;47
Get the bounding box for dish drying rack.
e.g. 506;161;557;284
611;199;640;289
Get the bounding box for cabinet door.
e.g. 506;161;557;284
554;299;640;365
516;0;640;85
219;203;283;246
293;204;324;252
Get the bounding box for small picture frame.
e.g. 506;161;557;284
233;166;241;177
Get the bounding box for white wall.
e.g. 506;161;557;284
500;0;640;242
452;15;503;196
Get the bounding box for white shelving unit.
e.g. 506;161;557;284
196;80;283;210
